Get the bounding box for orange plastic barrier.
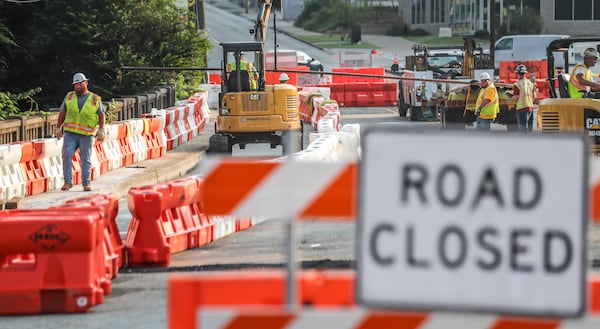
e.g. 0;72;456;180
331;67;385;84
143;116;166;159
61;193;124;280
168;269;355;329
499;60;548;83
125;177;214;267
93;139;109;175
209;73;222;84
0;208;108;314
17;140;48;196
116;121;134;167
313;83;345;106
342;82;398;107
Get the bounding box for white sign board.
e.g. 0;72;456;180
358;128;588;318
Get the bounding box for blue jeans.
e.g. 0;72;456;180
516;111;531;133
476;118;492;131
62;131;94;186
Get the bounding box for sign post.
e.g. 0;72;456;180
358;128;588;317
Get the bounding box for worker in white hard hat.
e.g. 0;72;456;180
510;64;536;132
474;71;499;131
279;73;290;84
56;72;106;192
568;47;600;98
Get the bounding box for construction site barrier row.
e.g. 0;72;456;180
0;92;210;205
168;269;600;329
303;82;397;107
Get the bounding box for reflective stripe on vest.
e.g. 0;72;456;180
568;64;592;98
63;91;101;136
514;78;534;109
476;84;499;119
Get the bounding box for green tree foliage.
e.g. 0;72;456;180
295;0;359;33
0;0;210;110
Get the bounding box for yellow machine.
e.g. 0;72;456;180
537;37;600;154
208;0;302;154
441;38;515;129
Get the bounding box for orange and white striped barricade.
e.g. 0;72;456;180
61;193;124;280
164;108;180;150
17;140;48;196
0;143;27;202
175;105;191;144
168;269;600;329
102;123;122;171
316;100;340;132
182;102;198;139
124;118;148;164
310;95;327;130
0;208;109;314
125;177;214;267
187;91;210;134
40;137;64;191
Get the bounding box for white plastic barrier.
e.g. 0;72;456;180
184;102;198;138
40;138;64;191
104;124;123;171
126;119;148;163
197;84;221;109
0;143;26;201
337;124;361;160
178;106;190;144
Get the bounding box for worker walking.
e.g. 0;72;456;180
568;47;600;98
56;72;106;192
511;64;536;132
474;72;499;131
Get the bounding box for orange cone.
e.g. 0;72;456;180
391;53;399;73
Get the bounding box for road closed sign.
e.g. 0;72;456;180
357;128;588;318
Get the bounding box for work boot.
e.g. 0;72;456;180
83;185;92;192
61;183;73;191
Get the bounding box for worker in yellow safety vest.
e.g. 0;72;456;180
474;72;499;131
511;64;536;133
568;47;600;98
56;72;106;192
227;52;259;90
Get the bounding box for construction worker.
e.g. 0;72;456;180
227;51;259;90
511;64;536;132
56;72;106;192
474;72;499;131
568;47;600;98
278;73;289;84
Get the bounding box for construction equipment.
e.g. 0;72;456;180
537;37;600;154
208;0;302;154
441;38;516;130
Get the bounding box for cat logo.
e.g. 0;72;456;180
585;118;600;129
249;94;261;101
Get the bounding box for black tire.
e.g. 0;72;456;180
281;128;303;155
397;82;409;117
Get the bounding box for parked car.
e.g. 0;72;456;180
266;49;324;72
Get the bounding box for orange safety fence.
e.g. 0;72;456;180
0;207;108;314
125;176;214;267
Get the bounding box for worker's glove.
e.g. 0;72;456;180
96;128;105;142
55;126;63;139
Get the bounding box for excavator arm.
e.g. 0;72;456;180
253;0;281;43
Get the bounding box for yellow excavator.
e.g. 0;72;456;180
208;0;303;154
537;37;600;154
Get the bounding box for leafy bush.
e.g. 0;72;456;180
0;88;41;120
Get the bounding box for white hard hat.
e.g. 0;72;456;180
582;47;600;59
279;73;289;81
72;72;88;84
479;72;491;80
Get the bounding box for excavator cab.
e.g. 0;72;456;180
538;37;600;154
